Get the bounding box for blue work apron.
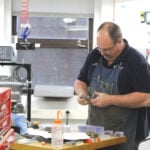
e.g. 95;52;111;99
87;59;138;150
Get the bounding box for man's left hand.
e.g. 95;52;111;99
90;92;111;107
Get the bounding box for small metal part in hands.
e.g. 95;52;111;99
80;95;90;101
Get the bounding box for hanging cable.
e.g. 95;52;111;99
13;66;28;82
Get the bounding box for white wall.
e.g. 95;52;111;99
93;0;150;55
93;0;114;47
0;0;12;44
12;0;94;17
115;0;150;50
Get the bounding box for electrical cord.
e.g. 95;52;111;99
13;66;28;82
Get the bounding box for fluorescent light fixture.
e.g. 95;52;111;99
63;18;76;24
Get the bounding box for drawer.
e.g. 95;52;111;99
0;100;11;120
0;115;11;136
0;129;15;150
0;88;11;105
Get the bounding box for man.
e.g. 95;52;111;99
74;22;150;150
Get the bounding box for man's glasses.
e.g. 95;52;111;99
97;43;116;53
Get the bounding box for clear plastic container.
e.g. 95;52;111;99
51;110;64;148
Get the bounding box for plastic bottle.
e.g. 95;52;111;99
51;110;64;148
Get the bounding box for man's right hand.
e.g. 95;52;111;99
77;94;90;105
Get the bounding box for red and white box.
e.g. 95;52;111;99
0;88;15;149
0;129;15;150
0;88;11;121
0;115;11;136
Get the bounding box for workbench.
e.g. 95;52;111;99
10;136;126;150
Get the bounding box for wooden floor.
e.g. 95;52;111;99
16;48;88;89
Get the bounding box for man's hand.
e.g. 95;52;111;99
77;94;90;105
90;92;111;107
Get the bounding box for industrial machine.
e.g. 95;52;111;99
0;46;30;115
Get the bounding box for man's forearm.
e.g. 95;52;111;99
74;79;88;96
109;92;150;108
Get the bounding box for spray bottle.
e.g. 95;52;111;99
51;110;63;148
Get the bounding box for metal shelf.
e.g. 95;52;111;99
0;62;32;121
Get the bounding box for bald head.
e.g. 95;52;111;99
96;22;125;63
97;22;122;44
